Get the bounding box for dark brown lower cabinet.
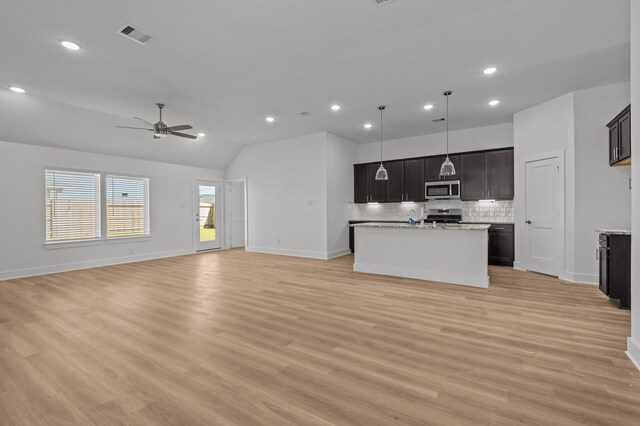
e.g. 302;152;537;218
488;224;514;266
598;233;631;309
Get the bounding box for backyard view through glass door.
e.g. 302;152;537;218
195;181;220;251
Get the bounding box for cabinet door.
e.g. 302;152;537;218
404;158;425;202
384;160;405;202
618;111;631;162
368;163;386;202
354;164;369;203
609;122;619;165
485;149;514;200
425;155;460;182
424;156;444;182
488;225;514;266
460;152;485;200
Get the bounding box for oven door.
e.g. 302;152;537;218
425;183;452;199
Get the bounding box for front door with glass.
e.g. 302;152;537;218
194;181;220;251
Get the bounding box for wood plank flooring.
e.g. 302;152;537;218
0;250;638;425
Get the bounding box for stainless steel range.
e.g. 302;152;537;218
425;208;462;224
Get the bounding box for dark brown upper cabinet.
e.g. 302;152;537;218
404;158;425;202
354;164;369;203
459;149;514;201
425;155;460;182
384;160;405;203
353;148;513;204
368;163;386;202
353;163;386;203
485;149;514;200
607;105;631;166
460;152;486;200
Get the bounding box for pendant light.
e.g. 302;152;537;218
375;105;388;180
439;90;456;177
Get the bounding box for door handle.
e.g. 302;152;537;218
526;220;532;224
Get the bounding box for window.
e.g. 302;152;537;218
106;175;150;238
45;169;101;242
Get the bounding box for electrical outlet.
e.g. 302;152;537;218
277;238;281;244
307;200;314;206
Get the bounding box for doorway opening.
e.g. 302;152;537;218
194;180;221;251
226;179;247;249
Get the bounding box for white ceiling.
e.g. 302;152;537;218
0;0;630;169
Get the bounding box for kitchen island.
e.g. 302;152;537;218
352;222;491;288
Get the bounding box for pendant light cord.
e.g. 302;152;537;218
378;105;385;165
445;93;450;157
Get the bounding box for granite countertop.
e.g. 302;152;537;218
459;220;515;224
595;229;631;235
351;222;491;231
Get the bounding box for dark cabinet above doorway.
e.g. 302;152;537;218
607;105;631;166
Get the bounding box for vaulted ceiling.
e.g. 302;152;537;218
0;0;630;169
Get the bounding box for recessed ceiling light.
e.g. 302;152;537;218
197;133;206;137
60;40;81;51
364;123;373;129
423;104;434;111
9;86;25;93
488;99;500;106
483;67;497;75
331;104;341;111
265;116;275;123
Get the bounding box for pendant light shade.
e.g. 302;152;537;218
375;105;389;181
439;91;456;177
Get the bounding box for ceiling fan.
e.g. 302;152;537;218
117;103;197;139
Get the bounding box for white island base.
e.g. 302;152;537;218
353;223;490;288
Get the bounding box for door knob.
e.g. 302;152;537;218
526;220;532;224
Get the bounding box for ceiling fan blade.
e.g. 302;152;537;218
166;124;193;131
169;131;198;140
133;117;155;127
116;126;153;130
153;135;160;140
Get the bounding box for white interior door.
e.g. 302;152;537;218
194;181;221;251
525;157;560;276
229;181;245;248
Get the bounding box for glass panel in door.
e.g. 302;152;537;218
195;181;220;250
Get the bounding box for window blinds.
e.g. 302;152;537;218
106;175;150;238
45;169;101;242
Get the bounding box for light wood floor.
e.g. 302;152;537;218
0;250;639;425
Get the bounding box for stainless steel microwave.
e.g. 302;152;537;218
425;180;461;200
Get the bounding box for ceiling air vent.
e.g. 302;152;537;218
432;118;446;123
118;25;153;45
299;111;311;116
372;0;399;8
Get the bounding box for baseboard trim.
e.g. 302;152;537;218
327;248;351;259
0;248;195;282
562;271;598;285
627;337;640;372
246;246;331;260
513;261;526;272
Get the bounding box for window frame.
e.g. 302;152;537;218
44;167;102;245
105;173;151;240
43;167;152;248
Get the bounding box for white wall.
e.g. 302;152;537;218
326;133;357;257
513;93;575;279
0;140;223;280
573;83;631;280
513;83;631;284
628;0;640;371
225;132;330;258
357;123;513;163
225;131;356;259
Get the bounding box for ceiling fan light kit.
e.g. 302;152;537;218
117;103;197;140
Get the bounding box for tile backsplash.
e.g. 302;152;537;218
349;200;514;223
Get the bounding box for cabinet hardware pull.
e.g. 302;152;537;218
596;247;599;261
494;227;504;230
